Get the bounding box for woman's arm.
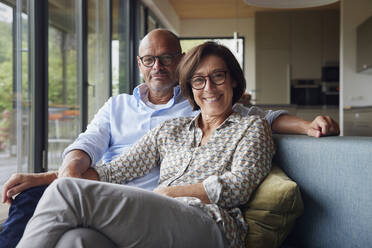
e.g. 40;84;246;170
95;124;162;184
155;117;275;207
154;183;211;204
203;117;275;208
81;167;100;181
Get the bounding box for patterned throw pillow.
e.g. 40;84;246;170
242;165;304;248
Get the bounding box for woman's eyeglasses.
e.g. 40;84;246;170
190;71;228;90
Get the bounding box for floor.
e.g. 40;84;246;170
344;106;372;136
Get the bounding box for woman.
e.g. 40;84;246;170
17;42;275;248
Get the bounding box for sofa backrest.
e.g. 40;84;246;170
273;134;372;248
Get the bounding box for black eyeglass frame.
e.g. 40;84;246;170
189;71;229;90
139;53;180;67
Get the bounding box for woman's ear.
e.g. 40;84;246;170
232;80;237;88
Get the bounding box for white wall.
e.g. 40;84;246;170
141;0;181;34
180;18;256;94
341;0;372;108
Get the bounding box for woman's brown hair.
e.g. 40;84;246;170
178;41;246;110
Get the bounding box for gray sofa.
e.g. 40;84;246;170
4;134;370;248
59;134;371;248
274;134;372;248
63;134;371;248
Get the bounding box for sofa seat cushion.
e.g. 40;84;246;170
242;165;303;248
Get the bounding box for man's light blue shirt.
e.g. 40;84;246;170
63;85;196;190
63;84;287;190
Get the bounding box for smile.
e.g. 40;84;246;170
203;95;222;103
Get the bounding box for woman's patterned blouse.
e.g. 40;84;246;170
95;112;275;247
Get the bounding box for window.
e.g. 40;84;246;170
136;4;165;85
111;0;130;95
87;0;111;122
0;0;142;221
111;0;141;95
181;38;245;70
47;0;82;170
0;0;30;221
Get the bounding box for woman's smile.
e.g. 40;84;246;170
202;94;223;103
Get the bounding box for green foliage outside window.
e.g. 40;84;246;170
0;20;13;114
48;26;78;107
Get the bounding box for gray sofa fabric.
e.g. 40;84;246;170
273;134;372;248
4;134;369;248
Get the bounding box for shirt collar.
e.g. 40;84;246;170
133;83;182;106
187;111;242;131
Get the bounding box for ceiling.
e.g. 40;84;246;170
168;0;339;19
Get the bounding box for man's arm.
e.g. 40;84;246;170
1;172;57;204
58;149;92;178
2;155;99;205
272;114;340;137
60;97;113;176
235;104;340;137
2;97;119;204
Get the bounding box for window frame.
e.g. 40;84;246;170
1;0;144;173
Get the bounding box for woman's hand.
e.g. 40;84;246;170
154;183;211;204
153;186;176;198
1;172;57;205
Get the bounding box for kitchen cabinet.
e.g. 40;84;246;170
255;10;339;104
256;49;290;104
291;12;322;79
323;11;340;64
255;12;290;104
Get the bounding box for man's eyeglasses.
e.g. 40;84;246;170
139;54;179;67
190;71;228;90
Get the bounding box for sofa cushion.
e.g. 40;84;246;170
242;165;303;248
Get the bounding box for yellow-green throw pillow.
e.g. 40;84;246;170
242;165;304;248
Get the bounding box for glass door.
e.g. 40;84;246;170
87;0;111;122
47;0;81;170
0;0;31;221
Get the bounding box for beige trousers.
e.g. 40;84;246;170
17;178;228;248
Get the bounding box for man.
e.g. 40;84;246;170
0;29;339;247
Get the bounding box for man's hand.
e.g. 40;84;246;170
272;114;340;138
1;172;57;205
58;150;91;178
306;115;340;138
1;150;93;205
